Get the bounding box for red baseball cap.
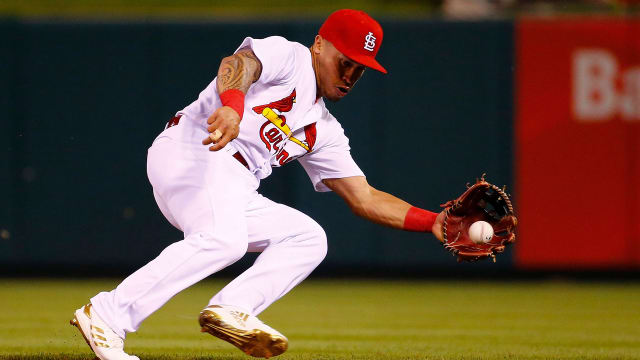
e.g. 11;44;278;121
319;9;387;74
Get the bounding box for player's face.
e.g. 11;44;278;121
313;37;366;102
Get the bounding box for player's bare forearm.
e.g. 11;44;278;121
203;49;263;151
322;176;413;229
360;188;413;229
216;49;263;95
324;176;446;239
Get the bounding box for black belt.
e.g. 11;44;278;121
165;115;249;170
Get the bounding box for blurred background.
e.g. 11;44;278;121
0;0;639;278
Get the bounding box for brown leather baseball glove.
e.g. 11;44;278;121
440;175;517;262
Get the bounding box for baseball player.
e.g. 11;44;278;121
70;9;445;360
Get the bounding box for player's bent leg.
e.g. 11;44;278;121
90;231;248;338
210;200;328;315
200;198;327;357
83;131;257;340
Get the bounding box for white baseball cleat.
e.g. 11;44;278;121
70;303;139;360
199;305;288;358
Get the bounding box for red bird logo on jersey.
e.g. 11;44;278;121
252;89;317;165
252;89;296;115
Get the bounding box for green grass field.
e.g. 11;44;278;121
1;278;639;360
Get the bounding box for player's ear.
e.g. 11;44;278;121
312;35;323;54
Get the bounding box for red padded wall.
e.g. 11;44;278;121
515;18;640;268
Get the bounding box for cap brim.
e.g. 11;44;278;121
348;53;387;74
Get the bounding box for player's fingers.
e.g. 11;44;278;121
208;130;234;151
207;121;221;134
202;119;222;145
203;129;222;145
209;141;227;151
209;129;223;142
206;110;219;125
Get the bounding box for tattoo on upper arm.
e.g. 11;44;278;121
217;49;262;94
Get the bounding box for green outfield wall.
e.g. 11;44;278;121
0;19;514;274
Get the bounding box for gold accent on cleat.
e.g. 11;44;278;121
83;304;92;317
91;325;104;334
199;308;288;358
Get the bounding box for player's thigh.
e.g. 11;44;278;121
152;189;181;231
147;138;252;239
245;194;327;252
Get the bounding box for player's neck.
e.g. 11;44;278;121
309;47;321;101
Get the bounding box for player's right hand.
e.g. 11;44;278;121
431;210;446;243
202;106;241;151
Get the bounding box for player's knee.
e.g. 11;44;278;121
223;239;248;262
188;232;248;260
305;222;328;265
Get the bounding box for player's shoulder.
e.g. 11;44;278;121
239;35;307;66
266;36;309;60
243;35;304;51
257;35;291;45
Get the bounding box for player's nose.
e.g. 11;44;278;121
342;66;363;87
342;72;354;87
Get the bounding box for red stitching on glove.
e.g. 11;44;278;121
403;206;438;232
219;89;245;119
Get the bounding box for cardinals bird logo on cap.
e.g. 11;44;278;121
363;32;376;51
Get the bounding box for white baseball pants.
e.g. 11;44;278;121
91;121;327;338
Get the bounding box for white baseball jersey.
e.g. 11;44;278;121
178;36;364;191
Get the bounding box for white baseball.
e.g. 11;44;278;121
469;221;494;244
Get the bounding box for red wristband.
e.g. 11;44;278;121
219;89;245;119
403;206;438;232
